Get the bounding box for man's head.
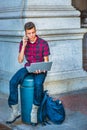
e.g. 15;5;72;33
24;22;36;43
24;22;36;31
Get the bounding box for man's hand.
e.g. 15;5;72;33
33;70;46;74
22;35;28;47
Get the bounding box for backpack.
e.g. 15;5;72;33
38;91;65;125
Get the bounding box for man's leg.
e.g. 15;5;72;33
30;72;47;125
6;67;28;124
34;72;47;105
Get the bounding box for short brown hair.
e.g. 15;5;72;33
24;22;36;31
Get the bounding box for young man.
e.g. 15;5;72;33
6;22;50;125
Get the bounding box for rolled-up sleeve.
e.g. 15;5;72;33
43;41;50;56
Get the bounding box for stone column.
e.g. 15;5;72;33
0;0;87;94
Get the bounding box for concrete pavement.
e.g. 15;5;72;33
0;88;87;130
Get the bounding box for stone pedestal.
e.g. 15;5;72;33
0;0;87;94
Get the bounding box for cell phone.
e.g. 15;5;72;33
24;35;28;40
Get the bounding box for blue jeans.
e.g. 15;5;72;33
8;67;47;107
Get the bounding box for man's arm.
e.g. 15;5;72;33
18;36;27;63
18;46;25;63
44;56;49;62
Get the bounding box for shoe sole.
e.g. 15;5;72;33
6;115;21;124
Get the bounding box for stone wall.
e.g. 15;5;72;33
0;0;87;95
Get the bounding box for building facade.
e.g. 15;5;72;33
0;0;87;94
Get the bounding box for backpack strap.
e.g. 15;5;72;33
37;90;48;123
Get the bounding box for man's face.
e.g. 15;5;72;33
25;27;36;42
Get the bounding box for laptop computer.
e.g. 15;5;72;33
26;61;52;73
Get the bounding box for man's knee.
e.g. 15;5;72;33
10;77;16;87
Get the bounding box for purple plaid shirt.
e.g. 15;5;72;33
19;36;50;67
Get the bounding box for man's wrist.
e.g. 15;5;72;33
22;45;26;49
